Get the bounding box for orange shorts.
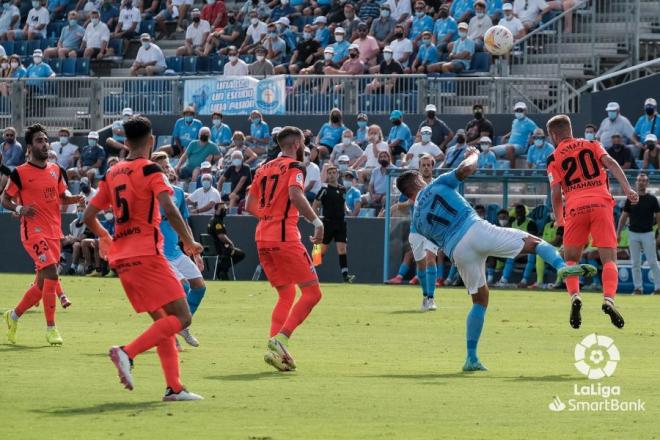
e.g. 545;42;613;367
23;236;60;270
114;255;185;313
257;240;318;287
564;198;617;248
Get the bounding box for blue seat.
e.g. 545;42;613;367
156;135;172;148
46;20;66;39
209;55;224;74
47;58;62;74
358;94;391;114
76;58;90;75
196;56;210;74
61;58;76;76
166;56;182;73
13;40;28;56
27;40;41;55
0;41;13;55
182;56;197;74
140;19;156;36
108;38;124;57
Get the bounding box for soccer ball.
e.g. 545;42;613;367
484;25;514;56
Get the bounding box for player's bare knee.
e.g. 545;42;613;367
189;277;205;289
522;236;541;254
472;286;489;307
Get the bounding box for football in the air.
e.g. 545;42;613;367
484;25;514;56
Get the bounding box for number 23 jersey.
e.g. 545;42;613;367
546;138;612;204
248;156;306;242
90;158;173;264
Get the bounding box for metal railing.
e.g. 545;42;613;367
586;57;660;91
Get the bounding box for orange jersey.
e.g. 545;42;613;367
547;138;613;203
5;162;68;241
248;156;306;242
90;158;172;264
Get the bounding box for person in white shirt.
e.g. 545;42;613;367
51;128;80;170
176;8;210;56
7;0;49;40
405;126;443;169
383;0;412;23
0;2;21;40
130;33;166;76
499;3;526;40
303;147;322;202
80;10;110;59
66;176;97;214
113;0;141;53
388;24;413;67
223;45;248;76
187;174;222;215
240;10;268;55
355;124;389;182
513;0;549;31
467;1;492;50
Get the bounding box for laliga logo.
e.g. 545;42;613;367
574;333;620;380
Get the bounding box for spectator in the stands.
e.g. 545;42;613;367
263;22;286;65
428;22;474;73
239;0;270;28
225;131;258;166
596;102;635;149
330;27;349;65
173;0;193;34
316;108;347;159
442;129;469;169
44;11;85;59
583;123;597;141
239;9;268;55
194;161;217;188
330;129;363;167
218;150;251;208
202;10;243;55
405;126;443;169
488;0;504;23
105;107;132;158
81;9;110;60
97;0;119;30
467;1;491;51
176;126;220;181
409;1;434;47
513;0;549;32
130;34;166;76
211;112;232;148
352;22;379;67
247;109;270;154
6;0;49;41
138;0;161;20
433;4;458;53
382;0;411;23
271;0;296;23
323;43;365;78
355;113;369;147
48;0;68;21
275;17;297;54
302;147;322;202
112;0;141;54
26;49;55;91
365;46;403;94
365;150;393;210
274;24;321;74
492;101;537;168
450;0;474;23
633;98;660;159
0;0;21;40
312;16;330;46
160;105;203;158
411;30;438;73
387;109;412;157
51;128;79;170
370;4;396;49
477;136;497;169
526;128;554;169
359;0;381;26
223;45;249;75
356;124;388;173
201;0;227;29
606;133;635;170
8;55;27;78
387;24;412;68
340;2;361;41
418;104;454;152
499;3;525;40
641;134;659;170
68;131;106;184
188;173;222;215
0;127;24;169
343;171;362;217
176;8;210;56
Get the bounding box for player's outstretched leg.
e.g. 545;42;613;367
4;283;42;344
463;286;488;372
158;335;203;401
42;278;63;346
601;260;624;329
179;278;206;347
422;264;438;311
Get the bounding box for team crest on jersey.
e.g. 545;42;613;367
38;254;46;263
50;171;57;179
296;173;304;184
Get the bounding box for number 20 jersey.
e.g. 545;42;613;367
546;138;612;204
248;156;306;242
90;158;173;264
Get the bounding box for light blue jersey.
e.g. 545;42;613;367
160;185;189;261
411;169;480;259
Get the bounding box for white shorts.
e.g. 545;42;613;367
409;232;439;262
168;253;202;281
452;220;528;295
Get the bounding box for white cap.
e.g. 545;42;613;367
645;97;657;107
199;126;211;135
88;131;99;139
420;126;432;134
479;136;492;143
383;46;393;53
201;173;213;181
324;46;335;54
80;176;89;185
425;104;437;112
275;17;290;26
606;102;620;111
349;43;359;51
112;120;123;130
502;2;513;10
313;16;327;24
334;26;345;34
272;126;282;135
338;154;350;163
200;161;211;169
191;7;200;15
304;147;311;154
514;101;527;111
121;107;133;116
139;33;151;41
33;49;43;56
645;133;658;143
458;22;468;30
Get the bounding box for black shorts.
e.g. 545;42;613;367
322;219;347;244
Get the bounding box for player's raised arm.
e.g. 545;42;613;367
455;146;479;181
157;191;203;256
600;153;639;204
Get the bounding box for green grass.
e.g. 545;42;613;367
1;274;658;440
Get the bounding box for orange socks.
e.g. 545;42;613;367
124;315;183;360
270;285;296;337
280;284;322;338
566;261;580;296
156;336;183;393
602;261;618;300
15;284;42;317
42;279;58;327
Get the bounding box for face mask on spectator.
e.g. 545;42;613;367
200;134;209;142
607;111;617;120
349;51;358;59
89;139;97;147
91;18;100;26
426;111;435;119
369;134;378;143
585;132;595;140
202;180;211;189
32;1;40;8
250;17;258;25
499;219;508;226
534;138;544;147
193;16;200;23
392;119;401;126
330;114;341;123
422;38;431;46
357;120;367;128
394;31;403;39
281;0;288;4
10;62;19;69
342;136;351;146
60;136;68;145
252;116;261;124
212;119;221;127
323;52;333;61
645;105;655;116
303;32;312;40
3;3;10;10
514;111;524;120
480;142;490;150
81;183;90;194
229;55;238;62
421;133;431;143
416;11;424;18
458;31;467;39
383;52;392;62
344;180;353;189
378;159;389;167
142;42;151;49
33;56;42;64
439;10;448;18
228;16;236;24
207;0;215;4
104;212;114;221
335;34;344;42
476;11;485;18
69;19;77;26
505;12;513;20
1;62;8;70
381;9;390;18
232;158;242;167
256;54;265;62
338;163;348;171
184;115;193;123
648;142;656;151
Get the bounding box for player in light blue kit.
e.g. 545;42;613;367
396;147;595;372
152;152;207;348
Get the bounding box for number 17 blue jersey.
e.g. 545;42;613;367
410;170;480;259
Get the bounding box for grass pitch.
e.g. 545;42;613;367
1;274;658;439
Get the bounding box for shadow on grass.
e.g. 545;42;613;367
385;310;423;315
361;373;576;382
505;374;576;383
31;401;162;416
0;344;51;351
205;372;293;382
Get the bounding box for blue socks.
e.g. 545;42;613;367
502;259;514;281
425;265;437;298
437;262;445;279
182;282;190;296
187;286;207;315
466;303;487;363
523;254;535;281
398;263;410;278
417;268;427;296
588;258;601;285
536;240;566;270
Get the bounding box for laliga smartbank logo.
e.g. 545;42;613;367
548;333;645;413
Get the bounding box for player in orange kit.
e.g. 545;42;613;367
2;124;83;346
245;126;325;372
83;116;204;401
546;115;638;329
